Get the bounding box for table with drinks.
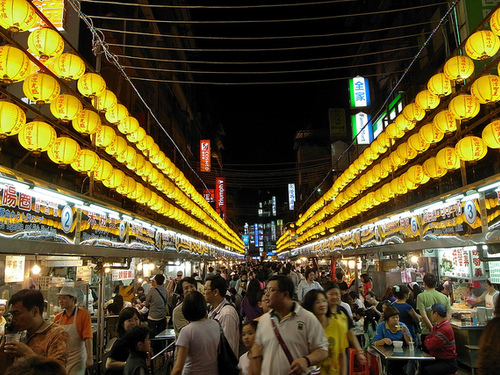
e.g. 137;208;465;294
370;342;435;375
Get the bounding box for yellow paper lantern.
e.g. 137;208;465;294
433;110;457;134
0;45;30;84
126;127;146;144
27;27;65;60
128;182;144;200
103;168;126;189
415;90;440;111
386;122;404;140
70;149;99;173
50;94;83;122
449;94;480;120
491;8;500;36
134;154;145;173
419;123;444;144
436;147;461;170
0;0;37;33
455;136;487;162
105;103;129;124
117;146;137;166
402;173;418;191
377;132;390;149
374;188;388;203
92;89;117;112
0;100;26;138
139;161;153;180
137;135;154;153
47;136;80;166
408;133;430;153
77;73;106;98
52;53;86;81
381;183;395;200
149;143;160;160
381;157;394;174
72;109;101;135
105;135;127;157
465;30;500;60
471;75;500;104
93;159;113;181
402;102;425;123
23;72;60;105
396;142;417;161
482;120;500;148
94;125;116;148
406;165;426;184
117;116;140;135
373;163;388;180
427;73;452;97
390;151;404;168
444;55;475;81
369;139;384;157
423;157;447;178
116;176;136;195
18;121;56;153
395;114;414;133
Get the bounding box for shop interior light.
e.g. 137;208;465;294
478;182;500;192
410;256;419;264
464;246;477;251
33;187;84;206
31;263;41;275
104;267;110;273
348;260;356;268
445;194;465;203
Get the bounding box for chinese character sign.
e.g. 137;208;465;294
349;76;371;107
215;177;226;221
352;112;373;145
288;183;296;210
5;255;25;283
200;140;211;172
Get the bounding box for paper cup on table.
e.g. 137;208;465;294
393;340;403;348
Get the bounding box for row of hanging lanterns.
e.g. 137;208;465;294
290;7;500;247
0;0;243;251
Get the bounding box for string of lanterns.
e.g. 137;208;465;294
0;0;243;252
279;7;500;251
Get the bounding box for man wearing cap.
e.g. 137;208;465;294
422;303;457;375
53;286;93;375
5;289;69;366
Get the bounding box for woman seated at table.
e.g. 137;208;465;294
373;306;412;375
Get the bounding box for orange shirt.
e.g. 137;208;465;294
54;307;93;340
27;322;70;365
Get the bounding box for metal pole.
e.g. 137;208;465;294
96;262;106;372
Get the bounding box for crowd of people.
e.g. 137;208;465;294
1;262;500;375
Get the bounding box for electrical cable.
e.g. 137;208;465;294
127;69;406;85
95;20;432;41
122;56;415;75
108;32;425;52
115;44;420;65
85;2;446;24
81;0;357;9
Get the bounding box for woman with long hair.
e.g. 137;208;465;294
240;279;263;323
105;307;141;375
171;291;220;375
303;289;347;375
392;284;421;344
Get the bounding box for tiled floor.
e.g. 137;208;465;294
458;363;473;375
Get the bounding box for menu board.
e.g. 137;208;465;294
438;247;486;280
5;255;25;283
489;261;500;284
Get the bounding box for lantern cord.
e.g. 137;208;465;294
85;2;447;24
81;0;357;9
297;0;461;214
68;0;237;228
96;20;432;41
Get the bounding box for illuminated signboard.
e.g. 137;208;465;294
349;76;371;107
215;177;226;221
272;196;276;216
33;0;65;30
5;255;25;283
200;140;211;172
288;183;296;210
351;112;373;144
373;94;402;139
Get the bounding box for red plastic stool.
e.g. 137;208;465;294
348;348;370;375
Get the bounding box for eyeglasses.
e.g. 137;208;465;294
265;288;283;294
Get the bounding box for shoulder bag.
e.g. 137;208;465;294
216;322;239;375
270;316;321;375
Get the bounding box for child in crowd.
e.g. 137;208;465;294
123;326;151;375
238;320;258;375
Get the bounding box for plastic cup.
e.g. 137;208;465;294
4;334;17;343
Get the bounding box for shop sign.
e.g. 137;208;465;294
0;184;75;242
112;269;135;281
329;108;347;139
76;266;91;282
80;208;124;247
351;112;373;145
438;248;470;279
5;255;25;283
470;247;486;279
200;140;211;172
349;76;371;107
372;215;420;245
421;199;481;239
288;183;295;210
128;221;157;251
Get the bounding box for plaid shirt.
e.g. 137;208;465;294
26;322;70;365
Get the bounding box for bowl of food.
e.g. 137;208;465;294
393;341;403;348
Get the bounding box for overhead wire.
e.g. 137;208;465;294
81;0;357;9
86;2;447;24
95;20;433;41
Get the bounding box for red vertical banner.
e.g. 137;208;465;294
200;140;211;172
215;177;226;221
